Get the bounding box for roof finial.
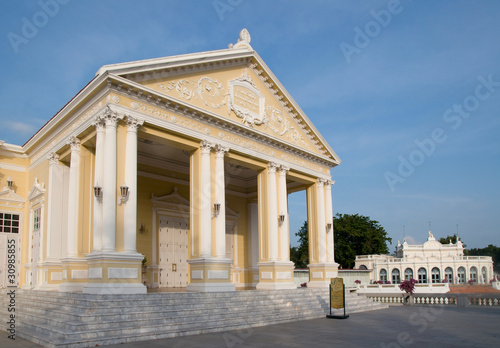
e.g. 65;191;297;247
229;28;252;50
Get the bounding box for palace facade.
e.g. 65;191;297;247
0;30;340;294
355;232;494;285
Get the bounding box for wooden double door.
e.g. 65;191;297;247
158;218;188;288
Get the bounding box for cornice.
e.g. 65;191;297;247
22;72;111;151
95;47;254;77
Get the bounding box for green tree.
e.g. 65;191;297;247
290;221;309;268
438;234;467;248
334;213;391;269
466;244;500;273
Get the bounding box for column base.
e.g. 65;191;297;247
307;262;339;288
186;257;235;292
82;251;146;295
256;261;296;290
59;257;88;293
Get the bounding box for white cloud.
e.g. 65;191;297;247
6;121;36;136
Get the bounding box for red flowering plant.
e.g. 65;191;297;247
354;280;361;284
399;278;418;294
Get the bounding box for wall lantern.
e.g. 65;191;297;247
118;184;129;205
93;185;102;200
326;222;332;231
279;214;286;225
212;203;221;218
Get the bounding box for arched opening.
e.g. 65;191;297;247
457;266;466;284
445;267;453;284
418;267;427;284
359;265;368;270
470;266;478;283
404;268;413;281
380;269;387;282
392;269;401;284
431;267;440;283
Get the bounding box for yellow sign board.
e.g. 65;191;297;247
330;277;344;309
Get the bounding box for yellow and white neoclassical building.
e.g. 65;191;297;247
0;30;340;294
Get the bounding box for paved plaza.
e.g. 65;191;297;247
3;306;500;347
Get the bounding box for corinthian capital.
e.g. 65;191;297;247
68;136;81;151
267;162;279;173
125;115;144;131
200;140;214;153
48;152;60;165
214;144;229;157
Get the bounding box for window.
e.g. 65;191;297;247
418;268;427;284
431;267;440;283
33;207;41;232
380;269;387;282
0;212;20;233
445;267;454;284
470;267;478;283
392;269;401;284
404;268;413;281
358;265;367;270
457;267;466;284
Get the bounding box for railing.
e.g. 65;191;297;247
357;256;492;262
367;293;500;307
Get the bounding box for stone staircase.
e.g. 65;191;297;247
0;288;387;347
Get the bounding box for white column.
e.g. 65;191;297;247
46;153;59;259
317;178;327;263
268;162;279;261
92;117;105;252
214;144;229;258
102;112;119;252
325;180;335;263
124;116;143;253
200;140;213;258
278;165;290;261
66;136;81;258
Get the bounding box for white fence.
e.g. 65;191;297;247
367;293;500;307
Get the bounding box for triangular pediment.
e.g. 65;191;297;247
0;189;26;204
152;187;189;208
97;34;340;165
27;178;45;201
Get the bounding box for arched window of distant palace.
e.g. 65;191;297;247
445;267;454;284
392;269;401;284
418;268;427;284
359;265;367;270
470;266;478;283
404;268;413;281
380;269;387;282
482;266;488;284
457;267;466;284
431;267;440;283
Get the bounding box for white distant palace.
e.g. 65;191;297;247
355;232;494;285
0;29;340;294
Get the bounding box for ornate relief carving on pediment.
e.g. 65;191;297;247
228;72;266;127
153;70;314;150
0;189;26;207
157;77;228;110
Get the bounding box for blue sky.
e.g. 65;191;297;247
1;0;499;250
